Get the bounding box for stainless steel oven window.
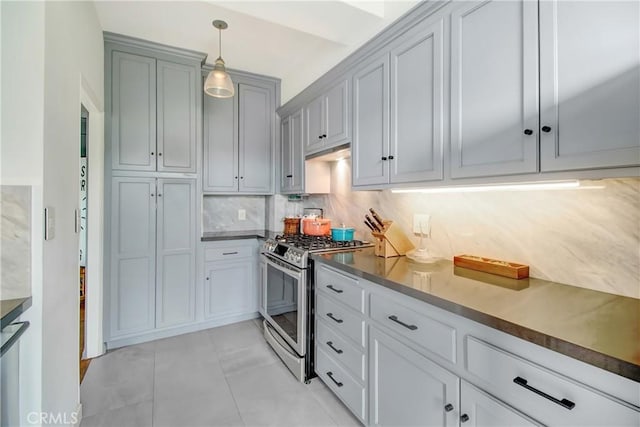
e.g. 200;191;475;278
261;255;306;356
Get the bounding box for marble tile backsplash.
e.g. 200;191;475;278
203;195;266;232
1;185;32;299
276;160;640;299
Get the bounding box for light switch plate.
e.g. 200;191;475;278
44;207;55;240
413;214;431;234
238;209;247;221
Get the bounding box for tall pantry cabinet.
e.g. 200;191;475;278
104;33;205;347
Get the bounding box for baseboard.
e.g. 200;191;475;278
105;312;260;350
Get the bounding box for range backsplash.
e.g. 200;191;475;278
203;195;266;232
269;161;640;299
1;185;32;299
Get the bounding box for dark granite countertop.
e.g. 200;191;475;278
1;297;32;328
311;248;640;382
201;230;280;241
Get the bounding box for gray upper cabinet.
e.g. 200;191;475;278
111;51;198;173
156;61;197;172
352;53;390;187
111;52;157;172
390;15;445;184
305;79;350;155
539;0;640;171
450;0;539;179
280;109;304;194
203;76;277;194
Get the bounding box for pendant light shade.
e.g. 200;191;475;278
204;20;234;98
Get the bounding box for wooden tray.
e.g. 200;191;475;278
453;254;529;279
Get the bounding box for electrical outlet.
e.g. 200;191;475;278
238;209;247;221
413;214;431;234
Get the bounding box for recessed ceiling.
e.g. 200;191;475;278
94;0;420;104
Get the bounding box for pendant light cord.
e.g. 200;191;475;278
218;27;222;59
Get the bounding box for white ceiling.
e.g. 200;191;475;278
94;0;420;103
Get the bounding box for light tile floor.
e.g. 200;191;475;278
80;319;362;427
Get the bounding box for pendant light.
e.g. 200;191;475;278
204;20;235;98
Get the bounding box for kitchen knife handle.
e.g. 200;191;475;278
364;221;375;232
369;209;386;228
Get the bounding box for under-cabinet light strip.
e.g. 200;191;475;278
390;180;581;194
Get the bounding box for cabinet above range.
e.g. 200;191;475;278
202;68;280;195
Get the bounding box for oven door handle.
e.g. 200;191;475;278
262;256;304;280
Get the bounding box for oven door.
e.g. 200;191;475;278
261;253;306;356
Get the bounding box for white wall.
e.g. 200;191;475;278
1;1;104;423
1;1;46;422
41;0;104;419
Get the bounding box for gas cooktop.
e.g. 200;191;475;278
274;234;373;253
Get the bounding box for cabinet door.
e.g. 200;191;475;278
305;94;325;154
204;259;256;319
460;381;541;427
390;16;444;184
539;1;640;171
239;84;274;193
203;84;239;192
111;52;156;171
289;109;305;193
110;177;156;336
369;327;459;426
280;116;292;192
325;79;350;147
450;0;538;178
156;60;197;173
352;54;390;187
155;179;196;328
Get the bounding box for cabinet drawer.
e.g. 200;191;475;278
466;336;640;426
370;293;456;364
316;265;365;313
316;293;365;348
316;318;366;383
205;245;254;262
316;346;367;423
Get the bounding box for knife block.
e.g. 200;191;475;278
371;221;415;258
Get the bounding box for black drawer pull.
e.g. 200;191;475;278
523;129;534;135
326;313;343;324
326;284;343;294
444;403;454;412
286;174;293;178
460;414;469;423
541;125;552;133
513;376;575;410
388;315;418;330
222;251;238;256
327;371;343;387
327;341;343;354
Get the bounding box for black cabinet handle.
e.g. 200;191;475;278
444;404;454;412
157;193;162;197
151;193;155;197
326;284;343;294
541;125;552;133
388;315;417;330
240;176;244;179
158;152;162;156
222;251;238;256
318;135;324;139
234;176;238;179
206;277;209;281
151;152;155;155
513;376;575;410
326;313;344;324
381;156;388;161
286;174;293;178
388;155;395;160
326;341;343;354
326;371;343;387
523;129;534;135
322;134;327;138
460;414;469;423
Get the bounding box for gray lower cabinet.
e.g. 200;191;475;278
460;381;540;427
539;0;640;171
450;0;539;179
203;78;276;194
369;326;459;426
203;241;258;320
352;13;445;187
109;46;199;173
109;177;196;338
280;109;304;193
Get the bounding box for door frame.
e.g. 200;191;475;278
80;76;106;358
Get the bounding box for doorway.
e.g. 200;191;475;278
79;107;90;381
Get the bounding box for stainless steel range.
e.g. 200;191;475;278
259;235;373;383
